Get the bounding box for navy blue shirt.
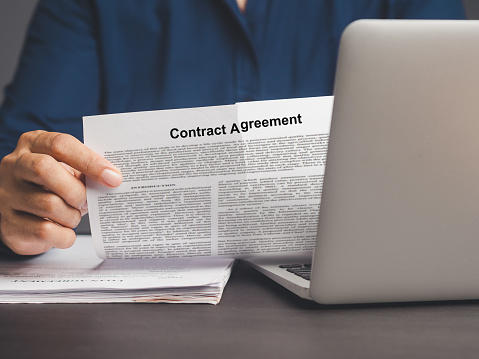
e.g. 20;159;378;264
0;0;465;160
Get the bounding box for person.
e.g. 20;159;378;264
0;0;466;255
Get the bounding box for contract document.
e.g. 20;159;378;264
0;236;233;304
83;96;333;259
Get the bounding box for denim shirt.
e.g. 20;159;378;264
0;0;468;255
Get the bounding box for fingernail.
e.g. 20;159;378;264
81;200;88;211
101;169;122;187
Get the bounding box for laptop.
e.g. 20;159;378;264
246;19;479;304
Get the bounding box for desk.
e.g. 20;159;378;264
1;260;479;359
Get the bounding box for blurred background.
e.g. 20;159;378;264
1;0;478;104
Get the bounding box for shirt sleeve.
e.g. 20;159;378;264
0;0;101;161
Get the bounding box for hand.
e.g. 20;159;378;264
0;130;122;255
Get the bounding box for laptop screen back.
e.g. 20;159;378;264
311;20;479;304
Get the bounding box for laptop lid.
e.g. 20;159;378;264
311;20;479;304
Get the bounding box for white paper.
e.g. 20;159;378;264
83;96;333;259
0;235;233;304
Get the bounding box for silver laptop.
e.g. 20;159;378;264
246;19;479;304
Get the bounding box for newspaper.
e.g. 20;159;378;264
83;96;333;259
0;236;233;304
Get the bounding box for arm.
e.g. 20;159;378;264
0;0;103;160
0;0;121;255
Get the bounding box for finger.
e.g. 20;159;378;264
14;152;87;210
80;199;88;216
59;162;88;213
12;182;82;229
27;131;122;187
0;212;76;255
59;162;79;177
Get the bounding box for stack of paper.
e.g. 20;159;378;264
0;236;234;304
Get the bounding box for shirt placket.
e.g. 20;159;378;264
221;0;264;102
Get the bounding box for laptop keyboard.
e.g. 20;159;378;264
279;263;312;281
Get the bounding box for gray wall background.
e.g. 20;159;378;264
1;0;479;104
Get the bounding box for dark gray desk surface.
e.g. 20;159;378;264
1;260;479;359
